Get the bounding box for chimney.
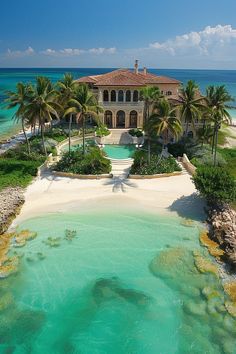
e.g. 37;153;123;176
134;59;139;74
143;67;147;75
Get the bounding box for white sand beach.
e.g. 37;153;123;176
12;171;206;227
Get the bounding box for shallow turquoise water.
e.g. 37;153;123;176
61;139;96;152
103;144;136;159
1;209;236;353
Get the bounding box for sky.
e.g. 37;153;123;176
0;0;236;69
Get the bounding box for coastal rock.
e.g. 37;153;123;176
207;205;236;269
0;187;25;235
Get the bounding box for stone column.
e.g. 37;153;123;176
125;111;129;129
112;111;116;128
98;89;103;104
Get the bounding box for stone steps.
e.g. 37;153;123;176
110;158;133;178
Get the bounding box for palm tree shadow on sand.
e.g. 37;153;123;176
103;175;138;193
168;193;207;221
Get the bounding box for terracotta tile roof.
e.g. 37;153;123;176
76;69;180;87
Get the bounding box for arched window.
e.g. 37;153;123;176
129;110;137;128
133;90;139;102
118;90;124;102
111;90;116;102
103;90;109;102
104;110;113;128
126;90;131;102
166;91;172;96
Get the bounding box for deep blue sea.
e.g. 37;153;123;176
1;68;236;138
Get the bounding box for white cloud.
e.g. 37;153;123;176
6;46;35;57
40;47;116;56
149;25;236;56
89;47;116;55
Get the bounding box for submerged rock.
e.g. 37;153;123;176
183;301;206;316
149;247;197;280
193;250;219;277
199;230;224;259
92;277;151;307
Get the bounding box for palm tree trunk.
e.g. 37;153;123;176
185;121;189;136
213;126;218;167
148;138;151;165
202;119;206;147
82;114;85;155
211;124;216;154
69;113;72;154
22;119;31;155
41;123;47;156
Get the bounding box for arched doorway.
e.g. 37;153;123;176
116;110;125;128
104;110;113;128
129;110;137;128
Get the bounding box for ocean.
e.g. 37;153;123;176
0;68;236;139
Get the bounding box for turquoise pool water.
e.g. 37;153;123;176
2;209;236;353
61;139;96;152
103;144;136;159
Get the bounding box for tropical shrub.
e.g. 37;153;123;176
0;158;42;191
95;125;110;137
128;128;143;137
193;166;236;204
167;137;196;157
55;147;111;175
130;151;181;175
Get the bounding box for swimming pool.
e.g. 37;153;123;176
103;144;136;159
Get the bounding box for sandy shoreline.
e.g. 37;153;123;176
12;171;206;228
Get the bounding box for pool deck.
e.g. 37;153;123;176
12;169;206;227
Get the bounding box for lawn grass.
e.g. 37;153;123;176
217;147;236;178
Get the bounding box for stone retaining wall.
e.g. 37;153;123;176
181;154;196;176
129;171;182;179
52;171;113;179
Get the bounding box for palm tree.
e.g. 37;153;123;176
25;77;61;156
147;99;182;152
140;86;162;163
206;85;234;165
5;82;33;155
177;80;205;136
57;73;78;153
196;125;214;145
64;83;103;155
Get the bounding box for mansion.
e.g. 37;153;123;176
77;61;181;130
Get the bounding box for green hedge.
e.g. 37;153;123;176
55;147;111;175
129;128;143;137
0;158;42;190
193;165;236;204
130;150;181;175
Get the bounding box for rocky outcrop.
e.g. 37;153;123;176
208;205;236;269
0;187;25;234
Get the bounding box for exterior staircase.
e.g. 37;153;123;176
176;160;188;175
110;158;133;178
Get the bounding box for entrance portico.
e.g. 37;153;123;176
103;109;139;128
